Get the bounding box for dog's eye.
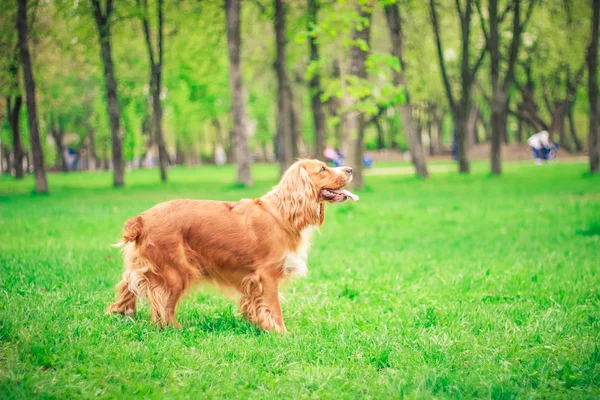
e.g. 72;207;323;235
320;166;326;172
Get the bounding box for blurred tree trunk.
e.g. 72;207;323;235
87;126;97;170
211;117;227;163
567;100;582;152
430;0;488;173
6;95;24;179
226;0;252;185
374;114;385;150
427;105;442;154
365;107;385;149
427;119;434;155
307;0;326;160
342;2;372;189
228;128;236;163
291;101;301;157
175;141;185;165
467;104;478;147
17;0;47;193
486;0;533;174
516;118;523;143
6;46;24;179
588;0;599;173
488;0;502;174
139;0;168;182
432;109;443;154
274;0;293;175
50;121;67;172
549;102;568;150
478;109;491;142
261;141;268;162
91;0;124;187
1;143;10;174
385;3;428;178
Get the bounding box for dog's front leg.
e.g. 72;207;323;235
238;272;287;333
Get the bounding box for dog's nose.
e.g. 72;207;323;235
345;167;353;174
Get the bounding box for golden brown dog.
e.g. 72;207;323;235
107;159;358;332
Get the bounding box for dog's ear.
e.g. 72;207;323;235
276;163;320;230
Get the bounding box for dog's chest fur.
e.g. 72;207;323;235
283;226;316;277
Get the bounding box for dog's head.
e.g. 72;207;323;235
284;159;357;203
271;159;358;230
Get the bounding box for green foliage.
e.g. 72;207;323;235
1;161;599;397
0;0;593;171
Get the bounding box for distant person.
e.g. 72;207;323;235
64;147;78;171
527;130;556;165
333;148;344;167
215;145;226;166
323;146;336;163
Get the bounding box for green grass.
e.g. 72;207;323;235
1;161;599;399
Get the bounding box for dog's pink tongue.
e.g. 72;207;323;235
332;189;359;201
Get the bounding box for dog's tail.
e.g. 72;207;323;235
113;216;144;247
123;216;143;243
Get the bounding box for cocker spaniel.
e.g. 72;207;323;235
107;159;359;332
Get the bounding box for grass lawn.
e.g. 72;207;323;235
1;161;599;399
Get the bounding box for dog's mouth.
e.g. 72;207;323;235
319;188;360;203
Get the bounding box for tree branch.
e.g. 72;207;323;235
521;0;536;32
106;0;113;18
158;0;163;68
475;0;488;45
503;0;521;91
90;0;104;26
498;0;513;24
475;79;491;104
566;65;585;97
540;76;553;113
455;0;464;22
138;0;155;67
471;44;487;78
429;0;456;111
249;0;269;16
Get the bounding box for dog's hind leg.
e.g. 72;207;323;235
107;278;137;316
146;271;184;328
107;243;146;317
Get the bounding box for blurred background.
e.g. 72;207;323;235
0;0;598;192
2;2;600;397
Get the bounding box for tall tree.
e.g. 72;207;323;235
488;0;503;175
91;0;124;187
430;0;487;173
384;2;428;178
486;0;534;175
225;0;252;185
340;1;372;189
6;54;24;179
49;119;68;172
6;94;23;178
3;27;25;179
17;0;47;193
588;0;600;173
139;0;168;182
274;0;294;174
307;0;326;160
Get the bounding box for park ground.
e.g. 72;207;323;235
0;160;599;399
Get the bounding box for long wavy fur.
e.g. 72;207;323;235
265;161;322;231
